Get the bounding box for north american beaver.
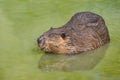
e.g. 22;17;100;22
37;12;110;54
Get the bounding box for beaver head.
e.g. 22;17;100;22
37;28;77;54
37;12;110;54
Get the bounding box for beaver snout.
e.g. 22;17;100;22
37;37;42;44
37;36;46;49
37;37;41;45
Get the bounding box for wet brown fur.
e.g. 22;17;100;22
37;12;110;54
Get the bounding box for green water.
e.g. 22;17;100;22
0;0;120;80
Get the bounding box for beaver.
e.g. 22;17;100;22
37;12;110;54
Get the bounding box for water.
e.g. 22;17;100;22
0;0;120;80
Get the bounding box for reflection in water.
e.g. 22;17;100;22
39;44;109;71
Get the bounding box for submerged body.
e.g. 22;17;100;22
37;12;110;54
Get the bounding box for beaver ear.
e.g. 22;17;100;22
61;33;66;39
87;22;98;27
86;17;99;26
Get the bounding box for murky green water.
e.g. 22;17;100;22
0;0;120;80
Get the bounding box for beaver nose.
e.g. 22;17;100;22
37;38;41;44
37;36;46;50
37;35;46;44
37;37;43;44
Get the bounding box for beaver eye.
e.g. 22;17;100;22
61;33;66;39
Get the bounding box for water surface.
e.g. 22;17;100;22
0;0;120;80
